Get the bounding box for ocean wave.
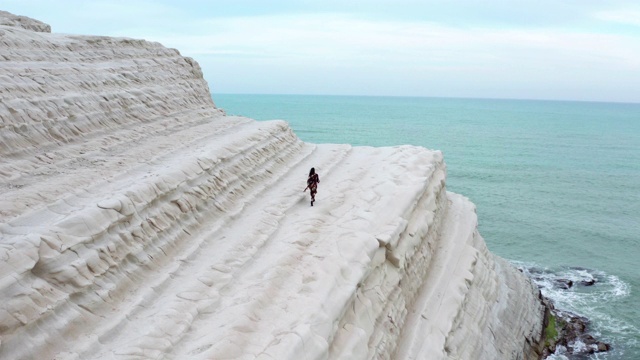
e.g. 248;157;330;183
511;261;629;308
607;274;630;298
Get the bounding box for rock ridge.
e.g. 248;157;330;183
0;10;50;33
0;11;547;360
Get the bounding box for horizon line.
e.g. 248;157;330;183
211;93;640;106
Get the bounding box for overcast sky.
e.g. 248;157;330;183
3;0;640;102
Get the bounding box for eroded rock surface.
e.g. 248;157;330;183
0;11;546;360
0;10;50;32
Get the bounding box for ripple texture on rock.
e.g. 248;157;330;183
0;11;546;360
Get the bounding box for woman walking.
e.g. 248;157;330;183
304;167;320;206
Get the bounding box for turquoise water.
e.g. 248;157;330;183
214;94;640;359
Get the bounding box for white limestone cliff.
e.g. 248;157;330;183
0;10;50;33
0;11;547;360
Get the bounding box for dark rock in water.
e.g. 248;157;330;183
568;315;588;333
554;279;573;289
583;334;596;345
580;279;596;286
550;310;610;356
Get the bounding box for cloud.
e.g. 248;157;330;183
3;2;640;101
134;13;640;72
594;9;640;27
103;11;638;101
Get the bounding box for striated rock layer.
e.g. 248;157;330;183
0;11;546;360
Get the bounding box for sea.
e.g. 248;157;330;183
213;94;640;359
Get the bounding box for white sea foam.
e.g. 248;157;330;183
607;274;630;298
568;339;588;354
512;262;629;312
546;345;569;360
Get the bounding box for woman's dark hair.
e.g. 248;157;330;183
309;167;315;177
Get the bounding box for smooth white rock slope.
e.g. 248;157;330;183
0;11;547;360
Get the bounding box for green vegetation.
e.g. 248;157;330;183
544;314;559;347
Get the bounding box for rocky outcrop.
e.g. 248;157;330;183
0;10;50;33
0;11;546;359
